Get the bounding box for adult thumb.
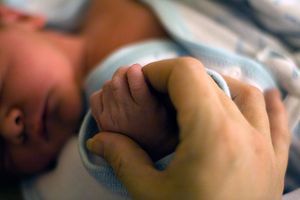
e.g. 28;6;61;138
86;132;163;198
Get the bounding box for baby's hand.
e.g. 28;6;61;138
90;64;177;160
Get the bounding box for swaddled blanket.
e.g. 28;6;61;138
220;0;300;50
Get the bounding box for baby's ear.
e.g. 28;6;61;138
0;5;46;30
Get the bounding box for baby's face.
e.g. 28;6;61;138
0;26;83;176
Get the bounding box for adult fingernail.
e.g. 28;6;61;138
86;138;103;155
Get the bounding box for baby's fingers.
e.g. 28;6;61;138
111;67;131;103
127;64;153;104
90;89;104;126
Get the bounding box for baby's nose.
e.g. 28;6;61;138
1;108;25;144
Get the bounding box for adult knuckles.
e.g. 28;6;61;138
242;85;264;103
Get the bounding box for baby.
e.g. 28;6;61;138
0;0;167;179
90;63;178;161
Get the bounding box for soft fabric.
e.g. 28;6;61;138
2;0;90;31
22;137;125;200
283;188;300;200
226;0;300;50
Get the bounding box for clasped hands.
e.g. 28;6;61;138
88;57;290;200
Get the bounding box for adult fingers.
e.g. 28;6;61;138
142;57;226;150
86;132;163;198
224;76;270;136
265;89;290;174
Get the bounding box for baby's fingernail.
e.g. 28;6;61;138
131;63;141;68
86;138;103;155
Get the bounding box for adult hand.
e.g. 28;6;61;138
87;57;290;200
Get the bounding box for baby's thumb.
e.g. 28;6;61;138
86;132;162;197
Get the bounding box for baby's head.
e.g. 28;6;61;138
0;7;84;178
